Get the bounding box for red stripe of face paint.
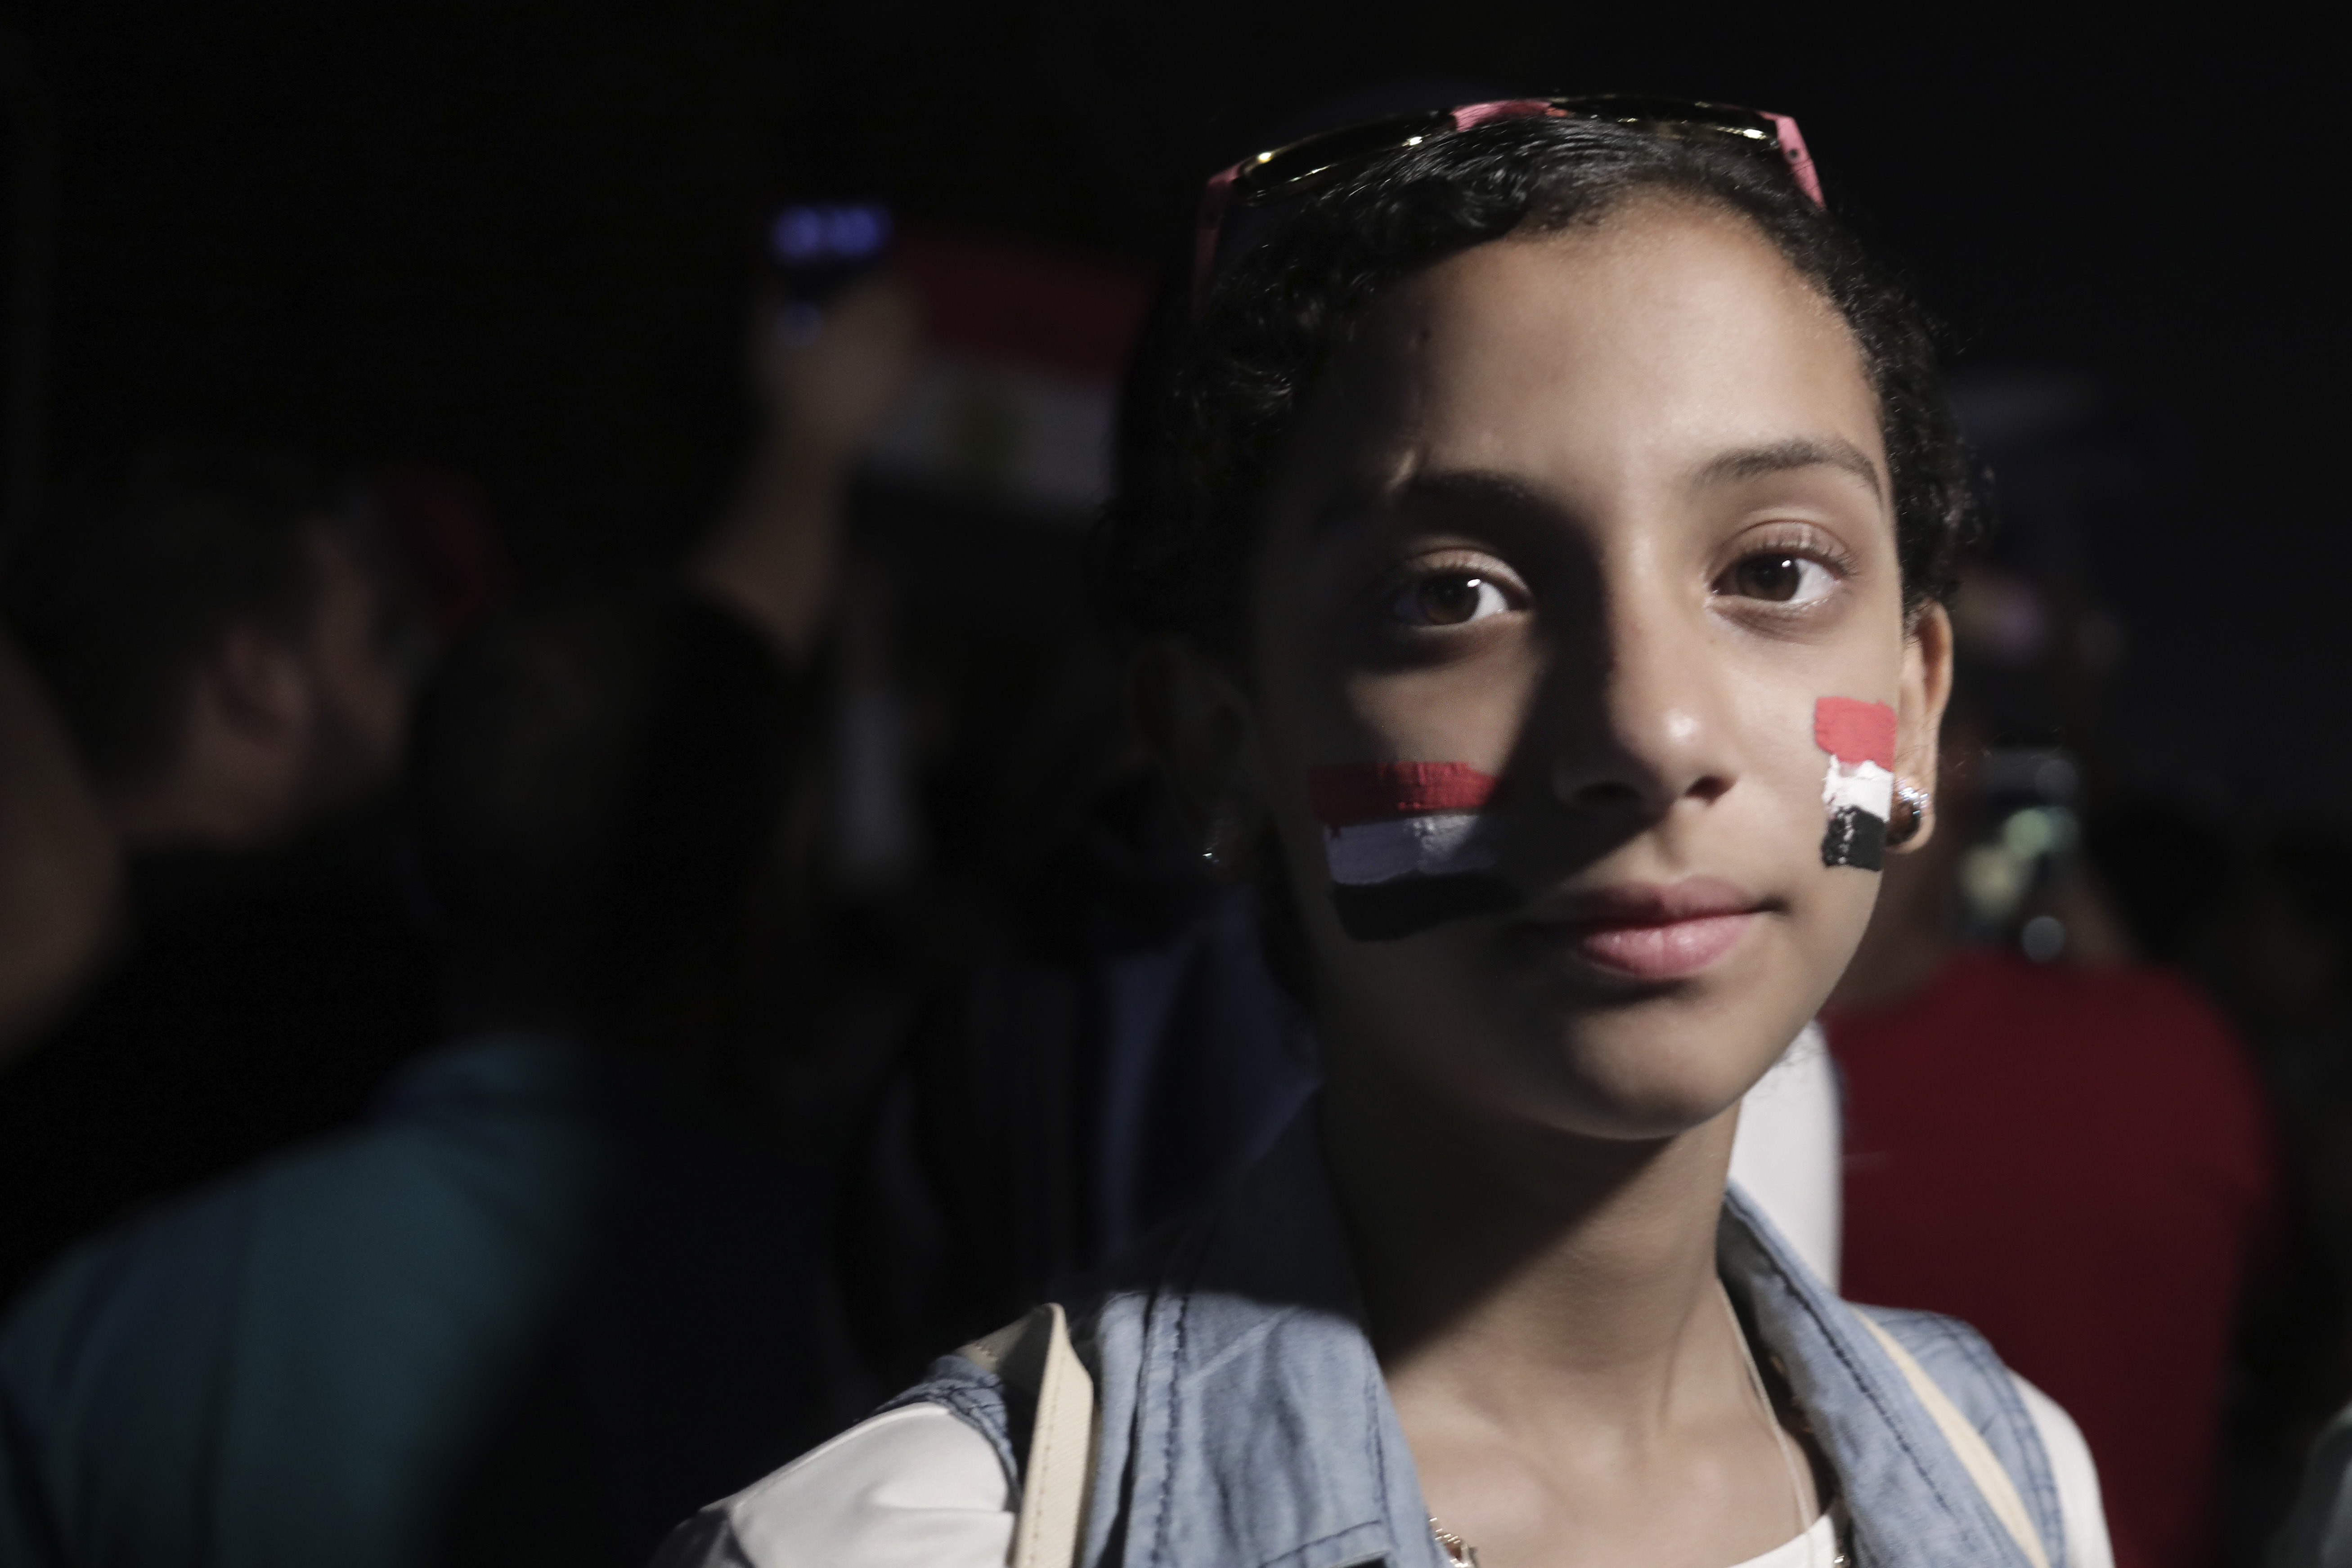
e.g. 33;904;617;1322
1813;697;1897;769
1307;762;1500;827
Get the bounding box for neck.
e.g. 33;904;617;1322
1321;1048;1742;1431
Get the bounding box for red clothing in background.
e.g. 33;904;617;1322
1827;949;2280;1568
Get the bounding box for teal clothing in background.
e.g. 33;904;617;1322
0;1033;833;1568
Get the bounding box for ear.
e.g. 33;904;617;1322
202;626;318;750
1892;601;1955;854
1127;637;1263;849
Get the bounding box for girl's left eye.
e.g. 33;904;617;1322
1390;570;1514;627
1717;551;1837;606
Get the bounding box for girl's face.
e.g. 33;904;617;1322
1199;198;1950;1139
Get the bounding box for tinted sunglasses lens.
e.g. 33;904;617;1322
1231;111;1459;205
1556;96;1780;151
1236;97;1783;207
1202;95;1812;309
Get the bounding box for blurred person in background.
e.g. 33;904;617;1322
1815;371;2318;1567
0;444;466;1305
0;594;846;1568
2201;831;2352;1560
0;241;915;1313
1823;683;2283;1568
2209;834;2352;1288
692;251;920;663
0;263;924;1568
669;224;1333;1380
6;445;413;852
0;632;116;1060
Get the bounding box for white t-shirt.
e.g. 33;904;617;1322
673;1374;2110;1568
1729;1022;1842;1289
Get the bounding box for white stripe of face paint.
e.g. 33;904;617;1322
1323;813;1498;886
1822;758;1894;820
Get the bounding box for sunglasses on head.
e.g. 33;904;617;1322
1193;94;1825;314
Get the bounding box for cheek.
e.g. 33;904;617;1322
1294;762;1514;944
1337;649;1540;765
1813;696;1898;873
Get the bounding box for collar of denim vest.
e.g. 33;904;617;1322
1081;1104;2049;1568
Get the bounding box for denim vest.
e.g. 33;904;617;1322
884;1107;2066;1568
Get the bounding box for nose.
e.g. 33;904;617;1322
1544;585;1737;822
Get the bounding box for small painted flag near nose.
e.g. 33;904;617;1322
1815;698;1897;871
1307;762;1518;941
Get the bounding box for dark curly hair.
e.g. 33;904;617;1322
1095;114;1979;655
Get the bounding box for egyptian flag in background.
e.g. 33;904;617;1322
1816;697;1896;871
1307;763;1519;941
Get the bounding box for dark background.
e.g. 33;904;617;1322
0;3;2338;812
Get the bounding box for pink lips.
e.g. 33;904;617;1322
1569;914;1754;978
1536;878;1763;981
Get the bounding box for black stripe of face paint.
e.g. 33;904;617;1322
1331;874;1522;942
1821;807;1886;871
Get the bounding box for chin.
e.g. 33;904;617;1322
1491;1000;1798;1140
1526;1066;1751;1142
1322;922;1816;1137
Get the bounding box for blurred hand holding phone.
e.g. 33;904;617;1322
754;202;919;458
768;202;893;341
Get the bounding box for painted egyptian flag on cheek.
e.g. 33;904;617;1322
1307;762;1519;941
1815;697;1898;871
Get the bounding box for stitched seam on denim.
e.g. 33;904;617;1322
1915;1313;2064;1565
1145;1219;1212;1568
1722;1205;2010;1564
1183;1303;1307;1382
1249;1519;1393;1568
875;1371;994;1410
1838;1306;2015;1562
1148;1286;1188;1568
934;1387;1022;1494
1089;1287;1148;1568
1364;1348;1396;1568
1716;1201;1990;1557
1887;1311;2058;1547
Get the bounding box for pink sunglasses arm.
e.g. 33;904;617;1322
1759;112;1826;206
1192;163;1240;316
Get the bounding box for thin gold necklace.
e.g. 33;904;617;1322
1718;1279;1819;1559
1429;1516;1479;1567
1426;1282;1845;1567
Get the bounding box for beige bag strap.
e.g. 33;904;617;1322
958;1303;1099;1568
1858;1313;2051;1568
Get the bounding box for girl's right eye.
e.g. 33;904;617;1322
1388;570;1514;628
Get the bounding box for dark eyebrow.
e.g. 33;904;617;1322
1691;437;1885;500
1310;468;1563;538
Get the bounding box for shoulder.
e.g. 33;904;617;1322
0;1147;395;1562
6;1052;602;1366
653;1402;1013;1568
2007;1371;2114;1568
0;1052;609;1559
1861;1305;2112;1568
